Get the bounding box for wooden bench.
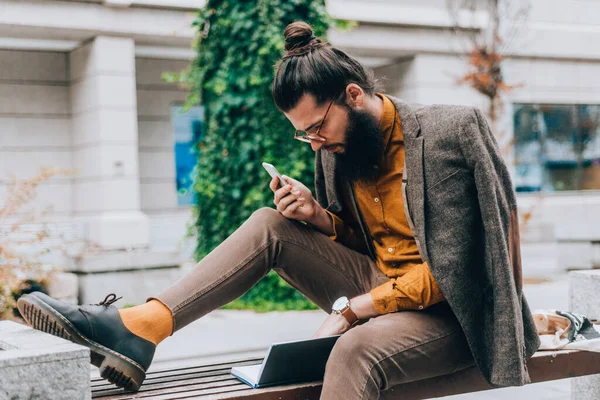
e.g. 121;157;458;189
91;349;600;400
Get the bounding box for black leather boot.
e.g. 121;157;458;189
17;292;156;392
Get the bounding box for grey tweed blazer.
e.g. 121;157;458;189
314;95;541;387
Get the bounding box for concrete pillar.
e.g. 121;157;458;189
69;36;149;250
569;270;600;399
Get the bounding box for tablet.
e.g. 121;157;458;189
231;334;342;388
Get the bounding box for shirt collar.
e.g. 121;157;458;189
377;93;401;150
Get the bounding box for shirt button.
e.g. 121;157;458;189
373;165;378;169
374;198;379;203
387;247;393;253
418;305;424;310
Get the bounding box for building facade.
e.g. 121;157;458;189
1;0;598;304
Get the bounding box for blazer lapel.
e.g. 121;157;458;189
388;95;430;263
404;135;429;263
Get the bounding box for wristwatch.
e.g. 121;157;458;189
332;296;359;327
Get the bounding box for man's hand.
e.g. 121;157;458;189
312;312;352;339
269;175;335;235
312;293;380;339
270;175;316;221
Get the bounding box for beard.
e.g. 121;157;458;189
334;107;386;184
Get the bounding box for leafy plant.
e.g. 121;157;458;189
0;167;73;320
164;1;346;311
220;270;318;312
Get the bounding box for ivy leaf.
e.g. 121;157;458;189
172;0;344;310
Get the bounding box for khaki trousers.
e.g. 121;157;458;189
152;207;474;399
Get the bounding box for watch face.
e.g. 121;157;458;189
332;296;349;312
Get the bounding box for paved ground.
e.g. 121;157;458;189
93;243;581;398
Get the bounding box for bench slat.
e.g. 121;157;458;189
91;357;263;387
92;358;262;398
93;376;234;396
380;349;600;400
91;350;600;399
92;367;255;390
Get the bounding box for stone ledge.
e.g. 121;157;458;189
77;265;186;305
570;269;600;280
558;241;600;270
0;321;91;400
70;249;185;273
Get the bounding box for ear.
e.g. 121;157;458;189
345;83;365;108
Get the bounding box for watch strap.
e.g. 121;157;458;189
341;305;359;327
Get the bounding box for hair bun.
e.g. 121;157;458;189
284;21;315;52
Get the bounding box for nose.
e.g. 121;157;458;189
311;140;324;152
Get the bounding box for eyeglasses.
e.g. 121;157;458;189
293;100;334;144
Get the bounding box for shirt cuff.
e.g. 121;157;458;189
370;268;446;315
370;281;401;314
323;209;345;241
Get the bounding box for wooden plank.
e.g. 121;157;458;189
93;367;238;391
93;375;237;398
92;358;263;399
210;382;323;400
92;357;263;386
131;384;260;400
380;349;600;400
93;368;231;386
92;350;600;400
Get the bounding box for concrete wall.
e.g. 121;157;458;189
374;54;486;107
0;49;72;218
136;57;188;215
2;0;599;270
0;49;194;255
330;0;600;62
374;54;600;107
135;57;195;255
0;0;195;47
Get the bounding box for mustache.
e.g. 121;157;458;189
323;143;344;151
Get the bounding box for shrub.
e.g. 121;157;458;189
164;1;348;311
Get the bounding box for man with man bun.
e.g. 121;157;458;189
18;21;540;399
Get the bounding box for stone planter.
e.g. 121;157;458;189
0;321;90;400
570;270;600;400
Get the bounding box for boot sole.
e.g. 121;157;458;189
17;294;145;392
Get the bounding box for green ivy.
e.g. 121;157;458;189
165;1;349;311
220;270;319;312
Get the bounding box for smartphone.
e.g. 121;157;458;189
262;162;289;189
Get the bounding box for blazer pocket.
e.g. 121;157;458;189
425;169;461;192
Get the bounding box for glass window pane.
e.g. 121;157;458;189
171;105;204;206
513;103;600;192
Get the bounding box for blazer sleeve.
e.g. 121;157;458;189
458;108;522;294
458;107;529;379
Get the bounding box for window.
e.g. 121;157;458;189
171;105;204;206
513;104;600;192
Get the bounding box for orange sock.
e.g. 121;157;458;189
118;300;173;346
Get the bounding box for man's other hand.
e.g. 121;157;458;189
312;312;352;339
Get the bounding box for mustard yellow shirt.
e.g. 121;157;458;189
325;94;445;314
